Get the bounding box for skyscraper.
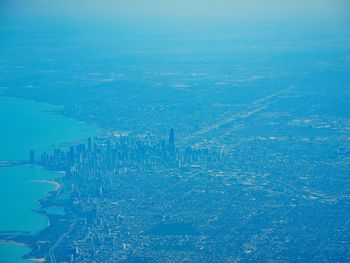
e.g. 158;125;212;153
169;128;175;148
29;150;35;164
88;137;92;151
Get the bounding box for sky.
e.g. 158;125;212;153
1;0;349;23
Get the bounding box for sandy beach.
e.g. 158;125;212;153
29;258;46;262
29;180;61;191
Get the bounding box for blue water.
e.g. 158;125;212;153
0;243;31;263
0;96;97;263
0;96;97;161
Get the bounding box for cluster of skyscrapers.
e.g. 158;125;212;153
23;129;234;262
33;129;228;175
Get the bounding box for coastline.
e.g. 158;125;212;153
0;243;46;262
0;168;65;263
0;167;64;263
0;240;40;263
28;258;46;262
0;241;46;263
0;240;28;247
29;180;62;191
31;170;66;226
0;96;97;262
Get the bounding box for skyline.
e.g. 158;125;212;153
0;0;349;262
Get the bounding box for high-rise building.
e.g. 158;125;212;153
88;137;92;151
29;150;35;164
69;146;75;163
169;128;175;148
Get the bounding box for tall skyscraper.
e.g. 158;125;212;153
169;128;175;148
69;146;75;163
88;137;92;151
29;150;35;164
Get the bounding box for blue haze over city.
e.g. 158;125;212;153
0;0;349;262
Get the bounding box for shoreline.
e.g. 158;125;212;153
0;95;96;262
0;171;64;262
0;240;28;247
0;241;46;263
29;179;62;191
28;258;46;262
0;240;46;263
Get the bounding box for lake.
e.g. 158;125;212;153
0;96;97;262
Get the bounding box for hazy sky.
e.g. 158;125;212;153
2;0;349;22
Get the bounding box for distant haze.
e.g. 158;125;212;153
2;0;350;23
